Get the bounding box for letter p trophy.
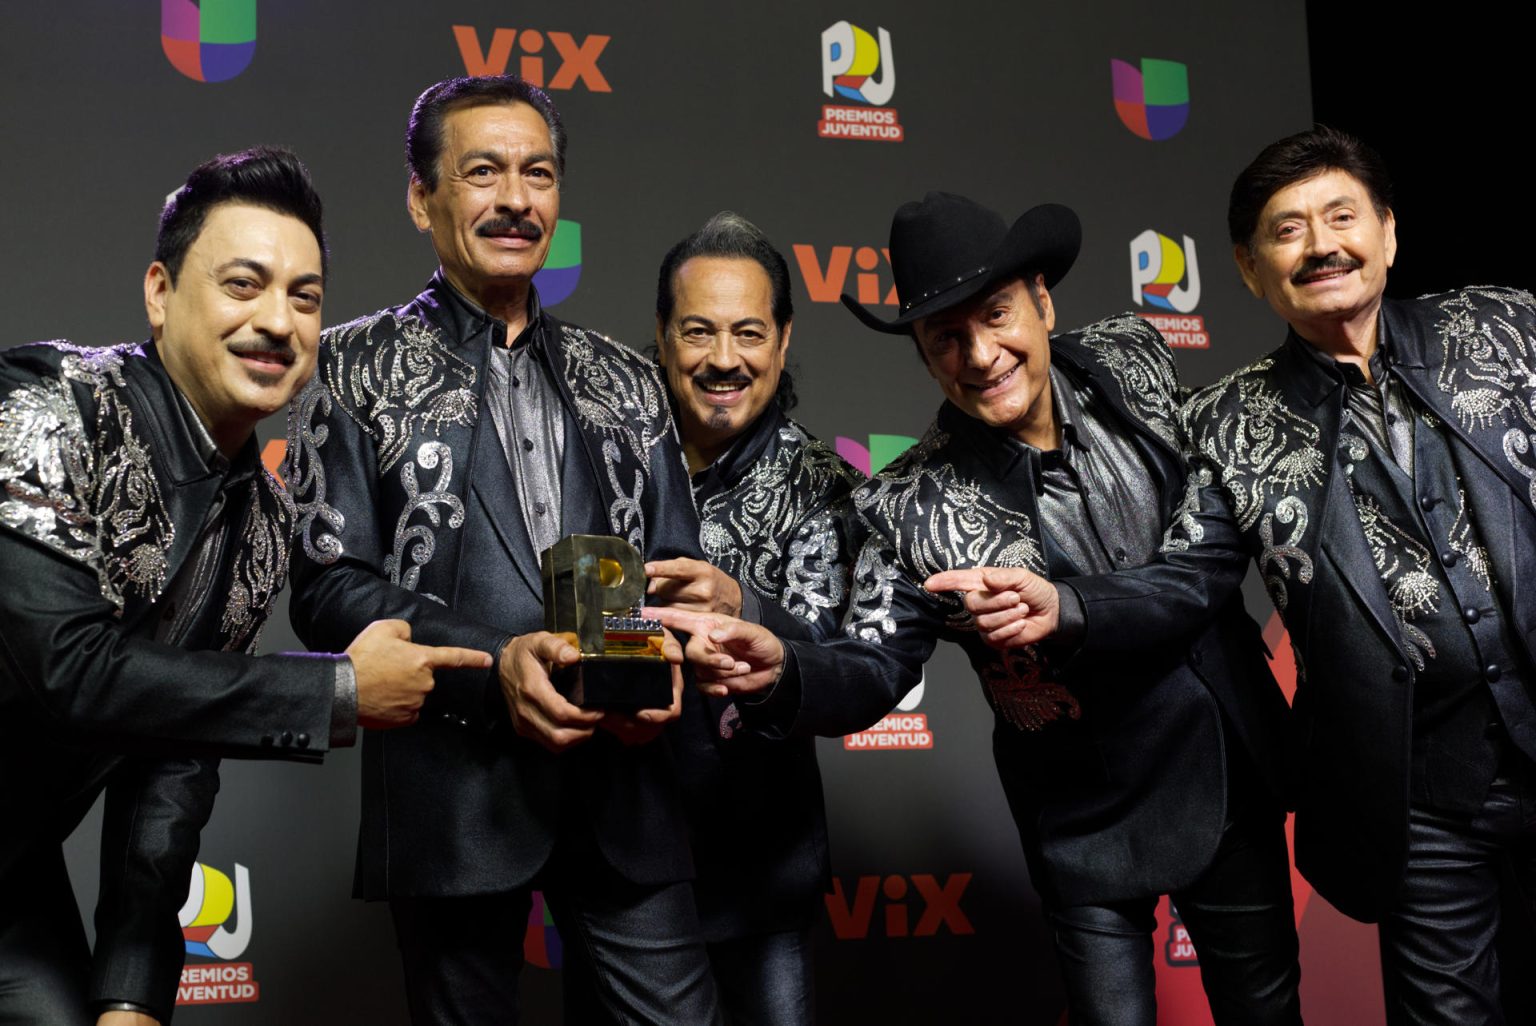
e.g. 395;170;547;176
541;535;672;709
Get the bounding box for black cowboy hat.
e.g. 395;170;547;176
841;193;1081;334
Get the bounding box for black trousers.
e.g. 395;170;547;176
707;928;814;1026
391;839;721;1026
0;845;93;1026
1044;782;1302;1026
1379;755;1536;1026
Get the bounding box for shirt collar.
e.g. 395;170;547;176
691;405;786;499
429;271;544;350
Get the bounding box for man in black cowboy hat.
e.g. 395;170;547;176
656;192;1301;1024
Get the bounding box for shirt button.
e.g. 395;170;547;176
534;501;547;516
1440;550;1459;567
1419;495;1438;511
1463;607;1481;624
296;733;311;749
260;733;274;746
280;731;294;746
1392;665;1409;682
1114;548;1128;562
1486;665;1502;682
522;438;535;452
512;375;520;388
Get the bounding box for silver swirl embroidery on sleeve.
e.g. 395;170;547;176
1160;464;1211;553
1256;496;1313;612
287;376;345;565
782;511;847;623
0;347;174;607
221;476;293;652
843;536;903;643
384;441;464;604
0;375;95;559
324;312;477;473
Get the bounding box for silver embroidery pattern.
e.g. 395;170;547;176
699;424;861;625
287;376;345;565
1350;490;1439;670
1432;287;1536;504
384;441;463;604
0;345;173;608
849;422;1073;729
221;475;294;652
1160;464;1211;553
843;535;904;643
556;327;670;545
322;311;478;473
1449;487;1492;593
1076;314;1181;451
1187;360;1318;610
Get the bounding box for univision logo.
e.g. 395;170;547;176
1111;58;1189;141
524;890;564;969
533;220;581;307
162;0;257;83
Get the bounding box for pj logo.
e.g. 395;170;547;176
1129;230;1210;349
817;21;903;141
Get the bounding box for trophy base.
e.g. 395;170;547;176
553;658;673;711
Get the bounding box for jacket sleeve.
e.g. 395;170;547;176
742;526;939;739
88;756;221;1022
285;377;514;730
1057;369;1256;658
0;526;337;757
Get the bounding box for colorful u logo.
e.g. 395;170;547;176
162;0;257;83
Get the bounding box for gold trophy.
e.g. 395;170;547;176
540;535;672;709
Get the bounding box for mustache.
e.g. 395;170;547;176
693;368;752;389
1291;254;1361;284
227;339;295;365
476;216;543;240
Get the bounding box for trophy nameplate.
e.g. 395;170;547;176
540;534;672;710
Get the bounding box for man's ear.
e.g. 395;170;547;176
407;178;433;233
144;261;172;339
1234;244;1264;298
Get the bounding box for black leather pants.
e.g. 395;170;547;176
1379;760;1536;1026
1046;800;1302;1026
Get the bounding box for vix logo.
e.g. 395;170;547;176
793;245;897;305
1111;58;1190;141
817;22;903;141
533;220;582;306
454;26;611;91
1130;230;1209;349
161;0;257;83
826;873;974;939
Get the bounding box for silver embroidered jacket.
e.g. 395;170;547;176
766;315;1286;907
285;277;706;898
696;408;864;640
678;406;863;940
0;340;339;1020
1069;286;1536;921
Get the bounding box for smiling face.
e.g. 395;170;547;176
1235;168;1397;346
408;101;560;310
913;275;1057;448
145;202;324;456
657;256;791;471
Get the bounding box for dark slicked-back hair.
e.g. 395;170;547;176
407;75;566;189
1228;125;1394;247
155;146;327;283
655;212;797;412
